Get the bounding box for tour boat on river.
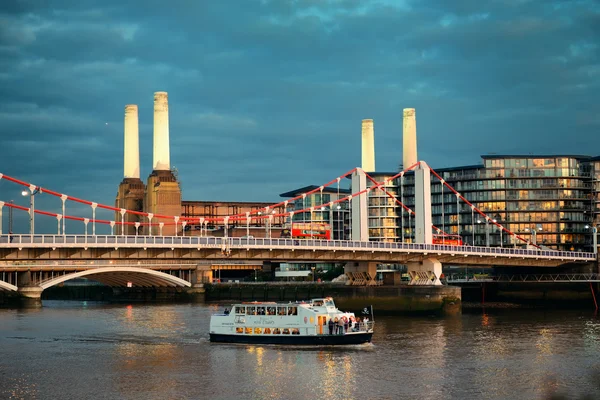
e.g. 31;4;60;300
209;297;374;345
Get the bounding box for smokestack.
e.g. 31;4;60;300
124;104;140;179
403;108;417;168
153;91;170;171
361;119;375;172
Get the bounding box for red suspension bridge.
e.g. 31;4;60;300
0;162;569;247
0;161;596;300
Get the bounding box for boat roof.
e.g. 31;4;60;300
236;298;333;306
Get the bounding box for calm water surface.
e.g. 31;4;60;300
1;301;600;400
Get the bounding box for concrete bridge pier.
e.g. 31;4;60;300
185;265;212;302
344;262;378;285
16;271;43;307
17;287;44;307
407;258;442;286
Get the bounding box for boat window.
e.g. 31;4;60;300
273;328;281;334
236;327;243;333
247;306;256;315
256;307;266;315
245;327;252;334
288;307;297;316
266;307;276;315
254;327;262;334
235;306;245;314
324;299;335;308
282;328;290;334
277;307;287;316
313;300;323;306
264;328;271;334
291;328;300;335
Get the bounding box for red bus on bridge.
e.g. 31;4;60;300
432;234;463;246
281;223;331;240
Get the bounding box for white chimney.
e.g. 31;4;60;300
403;108;417;168
361;119;375;172
153;91;170;171
124;104;140;179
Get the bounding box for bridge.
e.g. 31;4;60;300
0;161;598;303
0;234;593;266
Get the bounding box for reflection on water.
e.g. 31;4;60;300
2;302;600;399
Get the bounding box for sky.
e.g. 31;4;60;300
0;0;599;233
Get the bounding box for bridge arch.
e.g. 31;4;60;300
39;267;192;290
0;281;18;291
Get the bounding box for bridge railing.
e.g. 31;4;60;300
447;273;600;283
0;234;595;260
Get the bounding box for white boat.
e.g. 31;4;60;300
209;297;374;345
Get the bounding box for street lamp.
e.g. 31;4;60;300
22;186;40;235
311;266;316;282
268;209;276;238
525;225;542;246
8;199;13;235
336;204;342;240
493;219;502;247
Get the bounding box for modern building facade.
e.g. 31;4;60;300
362;155;594;251
180;200;286;237
279;185;351;240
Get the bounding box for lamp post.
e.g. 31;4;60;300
269;210;276;238
493;219;502;247
336;205;341;240
470;205;475;246
257;211;263;236
8;200;13;235
245;212;250;237
525;225;541;246
22;186;40;235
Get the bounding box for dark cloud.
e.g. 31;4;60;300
0;0;598;232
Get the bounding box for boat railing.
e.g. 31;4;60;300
350;321;374;333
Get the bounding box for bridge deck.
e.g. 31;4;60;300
0;234;594;260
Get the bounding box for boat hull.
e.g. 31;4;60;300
209;332;373;345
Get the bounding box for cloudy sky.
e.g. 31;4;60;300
0;0;599;232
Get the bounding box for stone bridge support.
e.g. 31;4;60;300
345;261;378;286
407;258;442;286
17;271;43;307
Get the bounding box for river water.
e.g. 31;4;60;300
1;301;600;400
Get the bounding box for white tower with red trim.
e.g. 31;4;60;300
407;160;442;285
351;168;369;241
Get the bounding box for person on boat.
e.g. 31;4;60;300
337;318;344;335
328;318;334;335
224;308;230;315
